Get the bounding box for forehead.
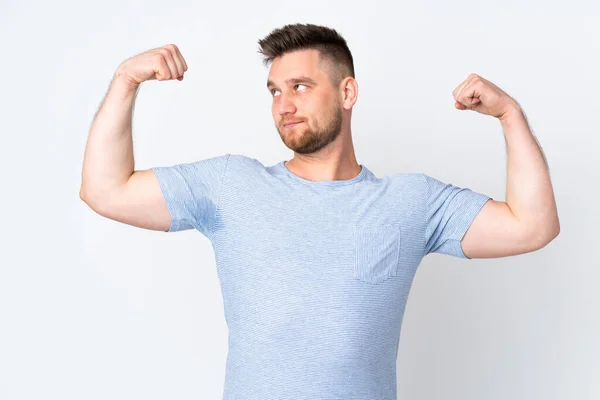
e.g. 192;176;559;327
267;49;329;84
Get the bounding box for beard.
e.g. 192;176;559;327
276;102;343;155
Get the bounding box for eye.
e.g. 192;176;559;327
270;84;307;97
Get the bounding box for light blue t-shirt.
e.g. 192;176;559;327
151;154;491;400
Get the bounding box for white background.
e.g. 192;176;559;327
1;1;598;399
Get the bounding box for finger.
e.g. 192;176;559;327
159;48;178;79
453;78;472;102
166;44;185;77
172;44;188;73
154;55;170;80
455;101;467;110
452;79;467;100
182;55;188;72
453;73;480;102
457;81;480;107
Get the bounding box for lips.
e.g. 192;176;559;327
283;121;304;127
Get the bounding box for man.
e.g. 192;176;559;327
80;23;560;400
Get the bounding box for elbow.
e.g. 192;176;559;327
527;219;560;251
80;183;94;204
541;225;560;249
79;180;108;206
546;213;561;242
551;219;561;238
79;184;106;213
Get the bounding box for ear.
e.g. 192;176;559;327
340;77;358;110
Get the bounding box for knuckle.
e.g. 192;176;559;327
155;54;167;67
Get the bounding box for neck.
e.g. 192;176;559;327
285;131;360;182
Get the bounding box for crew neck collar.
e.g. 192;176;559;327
277;161;368;186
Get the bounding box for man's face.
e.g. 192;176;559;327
266;49;343;155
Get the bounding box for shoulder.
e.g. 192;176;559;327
377;171;428;191
223;153;267;171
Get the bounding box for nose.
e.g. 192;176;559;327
277;93;297;116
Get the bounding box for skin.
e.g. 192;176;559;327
80;42;559;255
450;74;560;257
266;49;361;182
266;53;560;258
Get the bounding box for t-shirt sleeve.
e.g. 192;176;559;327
422;173;492;258
151;153;231;236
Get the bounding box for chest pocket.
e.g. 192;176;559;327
352;223;402;284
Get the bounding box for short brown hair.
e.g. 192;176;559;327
257;23;355;86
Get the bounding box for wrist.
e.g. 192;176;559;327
112;69;141;93
499;103;525;124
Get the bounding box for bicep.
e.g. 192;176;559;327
87;169;172;232
460;199;537;259
82;154;231;235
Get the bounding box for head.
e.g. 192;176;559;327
258;23;358;155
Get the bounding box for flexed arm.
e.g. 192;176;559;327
452;74;560;258
80;44;188;231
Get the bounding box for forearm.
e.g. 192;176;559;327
500;106;560;241
80;74;140;199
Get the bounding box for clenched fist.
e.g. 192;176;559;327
115;44;188;87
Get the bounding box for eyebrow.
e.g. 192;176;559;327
266;76;317;89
